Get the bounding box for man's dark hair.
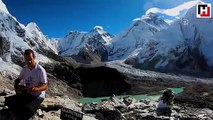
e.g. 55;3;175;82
24;49;35;58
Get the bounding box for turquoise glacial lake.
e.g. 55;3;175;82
80;87;184;104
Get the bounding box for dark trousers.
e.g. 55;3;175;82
156;107;172;116
5;92;44;120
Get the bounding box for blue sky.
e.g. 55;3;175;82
2;0;213;38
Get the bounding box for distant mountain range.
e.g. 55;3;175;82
55;26;113;63
0;0;213;75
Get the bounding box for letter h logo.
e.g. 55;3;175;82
197;3;211;18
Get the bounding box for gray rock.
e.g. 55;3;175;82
0;36;10;57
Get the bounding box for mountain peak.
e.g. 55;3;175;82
26;22;41;32
132;12;168;30
93;26;104;30
63;30;83;39
133;13;159;22
90;26;111;38
143;12;159;19
0;0;9;14
68;30;80;35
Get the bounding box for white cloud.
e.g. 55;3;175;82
146;0;204;16
94;26;103;30
132;18;141;22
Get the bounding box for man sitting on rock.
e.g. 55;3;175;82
5;49;48;119
156;88;174;116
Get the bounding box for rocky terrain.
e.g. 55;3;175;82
1;61;213;120
82;96;213;120
1;86;213;120
0;87;97;120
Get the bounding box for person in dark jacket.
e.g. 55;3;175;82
156;88;174;116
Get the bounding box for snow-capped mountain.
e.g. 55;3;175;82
58;26;113;62
1;0;212;75
25;22;58;54
108;13;168;60
145;0;203;24
185;6;213;67
125;1;213;72
0;0;57;75
0;0;9;14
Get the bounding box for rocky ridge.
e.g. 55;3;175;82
1;87;213;120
